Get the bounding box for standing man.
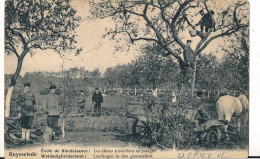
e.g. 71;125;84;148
183;40;195;83
183;40;195;68
193;90;210;144
77;90;86;115
17;82;36;143
44;85;63;140
92;88;103;117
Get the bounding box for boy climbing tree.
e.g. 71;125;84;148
195;10;216;33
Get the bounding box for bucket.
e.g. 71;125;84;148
189;30;197;37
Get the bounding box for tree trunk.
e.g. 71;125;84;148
5;57;24;117
191;59;197;99
5;86;14;117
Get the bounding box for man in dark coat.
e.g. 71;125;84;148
183;40;195;83
183;40;195;68
17;82;36;143
92;88;103;116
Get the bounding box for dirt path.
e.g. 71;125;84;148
51;131;139;147
5;130;141;149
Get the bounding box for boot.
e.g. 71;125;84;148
21;128;26;143
26;129;33;143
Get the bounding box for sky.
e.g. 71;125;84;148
4;0;229;76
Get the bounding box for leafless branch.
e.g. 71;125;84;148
171;0;192;26
5;42;19;57
197;1;248;54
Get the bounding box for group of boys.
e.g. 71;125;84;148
17;82;103;143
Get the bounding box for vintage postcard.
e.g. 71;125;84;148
3;0;251;158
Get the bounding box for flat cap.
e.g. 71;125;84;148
24;82;31;87
50;85;56;89
197;91;203;97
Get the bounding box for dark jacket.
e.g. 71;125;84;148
193;97;202;109
92;92;103;104
17;91;36;116
201;13;214;27
193;97;209;118
183;46;194;64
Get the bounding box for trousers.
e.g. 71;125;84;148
94;103;101;114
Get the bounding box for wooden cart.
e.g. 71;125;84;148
126;105;228;149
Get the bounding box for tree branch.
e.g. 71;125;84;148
142;4;165;46
124;9;143;17
171;0;192;26
134;37;159;43
5;42;19;57
197;1;248;54
9;28;27;48
198;26;247;53
27;35;48;44
194;0;214;55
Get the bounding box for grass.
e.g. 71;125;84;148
23;94;133;134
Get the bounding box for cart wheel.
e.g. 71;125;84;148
132;119;152;146
205;128;219;148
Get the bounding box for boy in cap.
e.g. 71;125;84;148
92;88;103;116
17;82;36;143
44;85;63;140
193;90;210;144
77;90;86;115
193;91;210;119
195;10;216;33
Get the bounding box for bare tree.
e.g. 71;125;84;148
5;0;82;117
89;0;249;83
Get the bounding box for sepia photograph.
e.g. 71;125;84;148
3;0;251;158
